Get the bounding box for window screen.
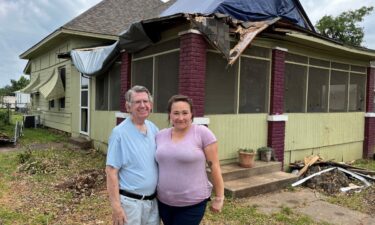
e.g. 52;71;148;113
284;63;307;112
205;52;237;114
239;57;269;113
109;63;121;111
132;58;153;94
307;67;329;112
329;70;348;112
349;73;366;111
154;52;179;112
95;74;108;110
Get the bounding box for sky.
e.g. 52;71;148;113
0;0;375;88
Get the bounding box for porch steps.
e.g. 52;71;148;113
68;136;92;149
219;161;298;198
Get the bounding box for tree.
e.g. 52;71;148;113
0;76;30;96
315;6;373;46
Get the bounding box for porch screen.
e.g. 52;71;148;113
284;63;307;112
329;70;348;112
239;57;269;113
154;52;179;113
205;52;237;114
349;73;366;111
132;58;153;94
307;67;329;112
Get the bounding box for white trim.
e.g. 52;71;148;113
267;115;288;121
370;61;375;68
365;113;375;117
79;74;90;135
116;112;129;118
273;47;288;52
178;29;201;36
193;117;210;125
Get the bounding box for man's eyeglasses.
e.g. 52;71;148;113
131;100;150;105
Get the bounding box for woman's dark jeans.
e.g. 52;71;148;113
158;199;209;225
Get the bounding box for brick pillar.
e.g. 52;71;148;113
363;66;375;158
178;30;207;117
268;47;288;167
117;51;132;125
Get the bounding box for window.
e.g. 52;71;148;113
349;73;366;111
95;62;121;111
58;67;66;109
239;57;269;113
132;50;180;113
329;70;348;112
205;52;237;114
307;67;329;112
49;100;54;109
284;63;307;112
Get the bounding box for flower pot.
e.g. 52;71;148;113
260;150;272;162
238;151;255;168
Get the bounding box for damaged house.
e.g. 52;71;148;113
20;0;375;167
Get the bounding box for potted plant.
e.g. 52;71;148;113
257;146;273;162
238;148;255;168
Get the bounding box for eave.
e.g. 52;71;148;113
20;28;119;59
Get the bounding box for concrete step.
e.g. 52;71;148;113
68;136;92;149
224;171;298;198
220;161;282;182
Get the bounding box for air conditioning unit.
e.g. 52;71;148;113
23;115;40;128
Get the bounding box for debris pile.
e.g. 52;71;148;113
55;169;105;198
290;155;375;195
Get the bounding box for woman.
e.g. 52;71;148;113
155;95;224;225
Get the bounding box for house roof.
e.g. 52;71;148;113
20;0;176;59
63;0;176;36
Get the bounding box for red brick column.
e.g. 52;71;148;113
117;51;132;125
178;30;207;117
363;66;375;158
268;47;288;167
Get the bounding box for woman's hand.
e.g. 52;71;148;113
210;196;224;213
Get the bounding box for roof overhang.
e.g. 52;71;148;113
20;28;119;59
282;30;375;60
23;61;31;75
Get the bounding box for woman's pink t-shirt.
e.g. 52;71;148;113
156;124;217;206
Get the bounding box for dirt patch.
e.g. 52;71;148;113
55;169;106;199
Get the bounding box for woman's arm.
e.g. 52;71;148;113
204;142;225;212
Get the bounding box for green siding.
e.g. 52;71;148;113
207;114;268;160
285;113;364;164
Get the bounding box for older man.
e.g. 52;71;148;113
106;85;159;225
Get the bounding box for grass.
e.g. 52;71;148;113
0;111;373;224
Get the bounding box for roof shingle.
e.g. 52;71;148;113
63;0;176;35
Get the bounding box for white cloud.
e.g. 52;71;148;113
1;0;374;88
0;0;101;88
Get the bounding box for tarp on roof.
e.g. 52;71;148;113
70;42;119;77
161;0;308;28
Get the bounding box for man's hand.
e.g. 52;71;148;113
112;205;127;225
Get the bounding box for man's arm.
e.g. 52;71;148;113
106;165;127;225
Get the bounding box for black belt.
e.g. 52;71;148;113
119;190;156;200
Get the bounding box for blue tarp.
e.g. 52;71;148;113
161;0;307;28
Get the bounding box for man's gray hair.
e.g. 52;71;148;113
125;85;153;105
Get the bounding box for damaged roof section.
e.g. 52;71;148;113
190;14;280;65
161;0;314;31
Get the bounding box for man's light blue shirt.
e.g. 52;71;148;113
106;117;159;195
